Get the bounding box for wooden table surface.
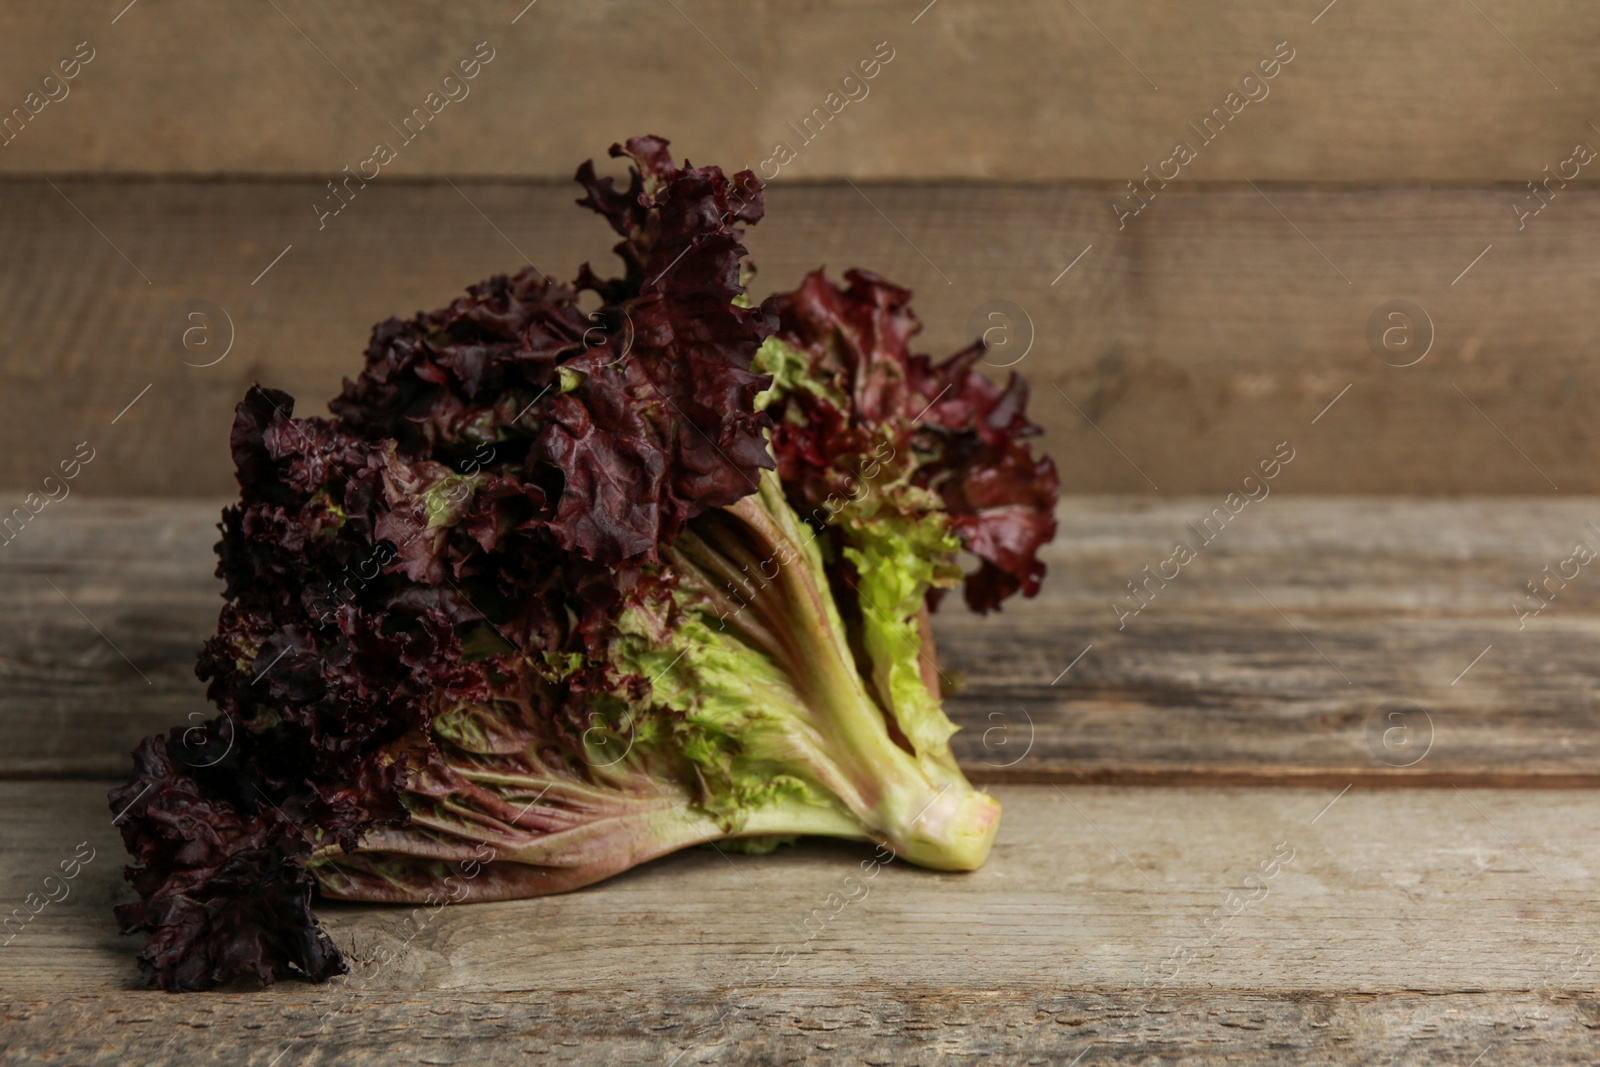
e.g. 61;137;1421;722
3;496;1597;1065
4;3;1598;1061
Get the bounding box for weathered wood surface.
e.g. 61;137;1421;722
6;990;1600;1066
2;782;1596;1062
1;2;1595;182
6;498;1600;783
4;179;1599;497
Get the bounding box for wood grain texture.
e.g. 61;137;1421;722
4;179;1600;497
0;2;1595;181
5;498;1600;783
2;781;1596;1063
5;990;1599;1065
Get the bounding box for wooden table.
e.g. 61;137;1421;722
5;2;1599;1060
3;497;1596;1064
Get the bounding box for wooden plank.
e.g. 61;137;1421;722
2;2;1597;182
4;989;1599;1065
0;500;220;779
4;781;1596;1006
7;498;1600;782
5;179;1600;497
949;496;1600;786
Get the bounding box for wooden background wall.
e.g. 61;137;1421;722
2;0;1596;495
